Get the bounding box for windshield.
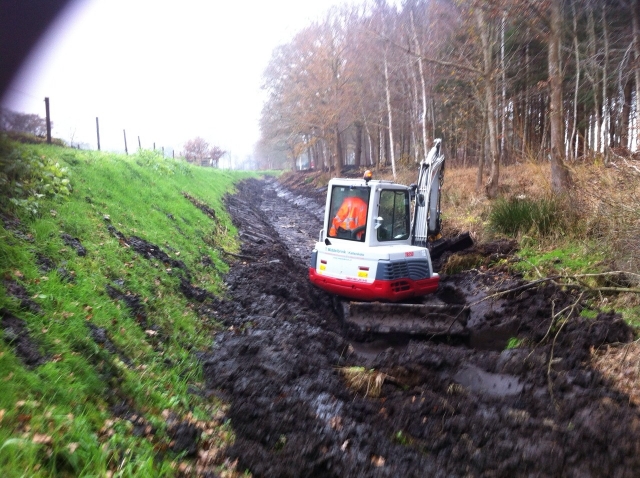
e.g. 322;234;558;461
328;185;370;241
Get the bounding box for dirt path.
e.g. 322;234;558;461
201;177;640;477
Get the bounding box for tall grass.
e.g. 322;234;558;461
571;163;640;276
488;196;567;237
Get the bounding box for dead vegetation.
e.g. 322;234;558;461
339;366;390;398
592;341;640;406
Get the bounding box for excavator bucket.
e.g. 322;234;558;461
343;301;468;336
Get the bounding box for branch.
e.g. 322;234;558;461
361;22;484;76
419;56;484;76
458;270;640;329
547;291;585;408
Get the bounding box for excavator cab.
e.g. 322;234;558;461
321;178;413;248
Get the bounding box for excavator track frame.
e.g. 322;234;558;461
343;301;469;336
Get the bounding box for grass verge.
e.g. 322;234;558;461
0;140;254;476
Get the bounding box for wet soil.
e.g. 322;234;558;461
0;309;47;368
201;176;640;477
61;233;87;256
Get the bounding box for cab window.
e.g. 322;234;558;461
328;185;370;241
377;190;410;241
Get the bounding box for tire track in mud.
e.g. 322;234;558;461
203;177;640;477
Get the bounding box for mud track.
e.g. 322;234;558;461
202;177;640;477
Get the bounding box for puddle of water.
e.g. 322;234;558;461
349;338;410;360
453;364;523;397
468;320;519;351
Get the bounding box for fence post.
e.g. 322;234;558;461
96;117;101;150
44;97;51;144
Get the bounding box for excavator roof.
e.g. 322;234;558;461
329;177;404;187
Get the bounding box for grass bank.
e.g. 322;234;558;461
0;140;255;476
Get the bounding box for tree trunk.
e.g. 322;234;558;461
384;52;397;179
548;0;572;192
601;4;610;163
476;8;500;198
621;78;632;148
587;8;600;154
569;1;580;161
354;122;363;168
523;33;530;158
477;114;487;191
632;0;640;150
334;124;343;177
500;12;507;163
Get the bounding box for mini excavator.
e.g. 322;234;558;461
309;139;472;335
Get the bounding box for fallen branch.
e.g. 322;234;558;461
546;292;585;409
480;271;640;304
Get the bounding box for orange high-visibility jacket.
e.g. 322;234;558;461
329;196;368;238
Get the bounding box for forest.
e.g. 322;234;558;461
257;0;639;197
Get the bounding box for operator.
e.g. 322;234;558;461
329;195;368;240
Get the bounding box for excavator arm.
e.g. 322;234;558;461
411;139;445;248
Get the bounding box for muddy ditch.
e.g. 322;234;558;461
198;176;640;477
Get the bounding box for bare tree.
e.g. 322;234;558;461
183;137;225;167
476;5;500;198
0;108;49;136
257;0;631;188
183;137;210;165
209;145;226;168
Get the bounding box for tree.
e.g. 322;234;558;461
475;4;501;198
257;0;634;187
0;108;49;136
183;137;225;167
209;145;225;168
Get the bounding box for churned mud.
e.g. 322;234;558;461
201;176;640;477
0;309;47;368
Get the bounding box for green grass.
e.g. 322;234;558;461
512;242;606;279
0;142;255;476
505;337;523;350
488;196;567;237
512;241;640;329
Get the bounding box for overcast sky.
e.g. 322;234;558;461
1;0;359;162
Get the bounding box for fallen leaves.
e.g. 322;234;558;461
591;342;640;405
32;433;52;445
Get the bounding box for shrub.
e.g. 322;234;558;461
0;138;71;215
488;196;565;237
134;149;192;176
